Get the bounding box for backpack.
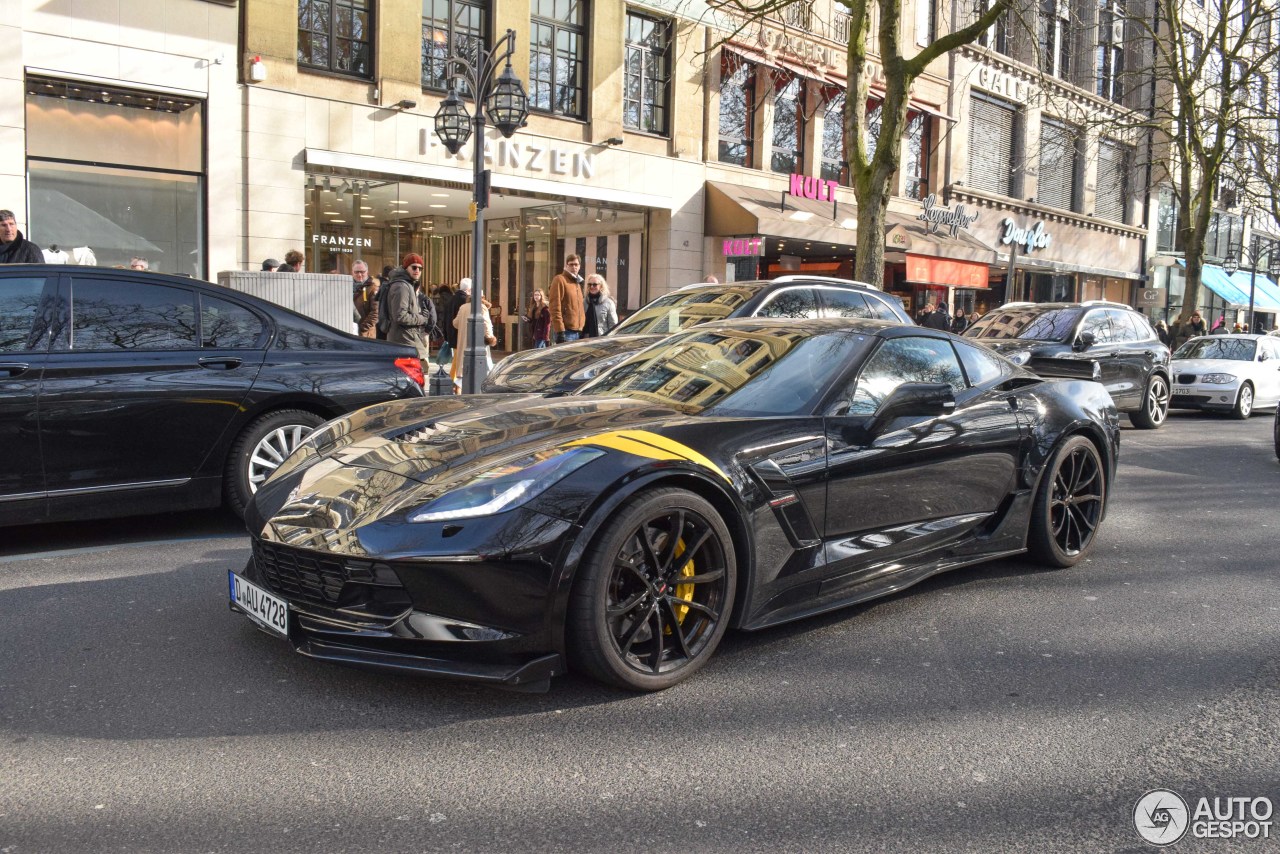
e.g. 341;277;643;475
376;279;397;337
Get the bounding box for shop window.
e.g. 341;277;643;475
1156;186;1179;253
1038;0;1072;80
977;0;1011;55
770;73;805;174
624;12;671;135
421;0;487;96
1038;120;1078;211
530;0;588;118
904;112;931;201
1096;0;1125;104
298;0;373;79
819;88;846;184
25;78;205;275
1094;138;1130;222
718;52;756;167
967;95;1018;197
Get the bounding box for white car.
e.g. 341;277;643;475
1170;334;1280;418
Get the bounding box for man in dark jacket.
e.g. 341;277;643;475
0;210;42;264
923;300;952;331
383;253;435;359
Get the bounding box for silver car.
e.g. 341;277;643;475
1170;334;1280;418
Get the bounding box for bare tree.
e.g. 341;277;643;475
712;0;1013;287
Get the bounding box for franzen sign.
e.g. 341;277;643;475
313;234;372;254
423;131;595;180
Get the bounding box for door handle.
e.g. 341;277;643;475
197;357;243;370
0;362;29;378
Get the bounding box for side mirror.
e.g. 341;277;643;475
860;382;957;440
1073;331;1096;352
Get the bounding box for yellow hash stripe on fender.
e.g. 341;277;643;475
564;430;730;483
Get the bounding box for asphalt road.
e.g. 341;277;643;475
2;411;1277;853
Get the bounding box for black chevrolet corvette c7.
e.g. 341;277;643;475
230;318;1121;692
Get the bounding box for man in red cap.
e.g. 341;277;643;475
379;252;436;358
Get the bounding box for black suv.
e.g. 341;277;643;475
0;265;425;527
484;276;913;394
964;301;1171;428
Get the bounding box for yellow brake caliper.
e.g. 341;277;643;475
668;538;695;627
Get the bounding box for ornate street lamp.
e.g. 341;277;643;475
432;29;530;392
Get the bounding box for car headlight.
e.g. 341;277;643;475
1006;350;1031;366
409;446;604;523
569;352;630;382
1200;373;1237;384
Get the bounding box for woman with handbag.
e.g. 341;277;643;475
451;292;496;393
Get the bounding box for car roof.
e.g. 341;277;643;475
997;301;1135;312
672;276;883;293
685;315;933;338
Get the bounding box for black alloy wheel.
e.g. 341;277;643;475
1130;374;1169;429
1231;383;1254;420
568;488;736;691
1028;435;1107;568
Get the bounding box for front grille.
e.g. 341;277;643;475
253;540;402;607
1178;373;1198;384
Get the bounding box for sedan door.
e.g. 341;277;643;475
38;274;266;497
820;335;1025;589
0;273;57;522
1256;338;1280;406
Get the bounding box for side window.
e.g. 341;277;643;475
1079;310;1114;344
0;276;52;353
819;289;872;318
844;336;966;415
756;288;819;319
1106;309;1141;343
201;294;266;349
864;293;908;322
954;338;1010;387
1124;311;1157;341
59;277;197;351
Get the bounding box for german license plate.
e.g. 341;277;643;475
229;571;289;638
1172;387;1190;395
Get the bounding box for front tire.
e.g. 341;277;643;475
224;409;325;517
567;488;736;691
1130;374;1169;429
1231;383;1254;420
1028;436;1107;568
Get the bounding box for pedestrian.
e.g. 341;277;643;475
548;254;585;343
0;209;42;264
525;288;551;348
277;249;304;272
1186;311;1207;338
1210;314;1227;334
1155;320;1170;346
950;308;969;334
704;274;719;284
382;252;435;360
451;289;496;392
583;274;618;338
444;278;470;354
916;302;934;326
924;300;951;331
129;256;150;271
351;259;379;338
261;257;280;272
1231;321;1244;333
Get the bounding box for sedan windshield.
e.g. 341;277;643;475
966;308;1081;342
612;284;765;335
577;327;868;416
1174;337;1257;361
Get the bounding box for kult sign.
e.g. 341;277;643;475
789;173;840;202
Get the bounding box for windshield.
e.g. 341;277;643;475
967;308;1082;342
577;327;868;416
612;284;765;335
1174;337;1257;361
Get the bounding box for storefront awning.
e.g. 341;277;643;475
884;211;1000;265
1224;270;1280;312
1182;261;1251;308
705;180;860;245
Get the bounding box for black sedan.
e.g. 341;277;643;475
483;276;912;394
233;318;1120;692
0;265;425;526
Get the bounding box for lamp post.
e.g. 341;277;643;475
433;29;529;393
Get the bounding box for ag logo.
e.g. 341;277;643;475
1134;789;1190;846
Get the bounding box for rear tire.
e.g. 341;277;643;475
1231;383;1254;420
567;488;736;691
1027;436;1107;568
224;409;325;517
1130;374;1169;429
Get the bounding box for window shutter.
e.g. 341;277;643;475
968;95;1017;196
1095;139;1130;222
1038;120;1076;210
